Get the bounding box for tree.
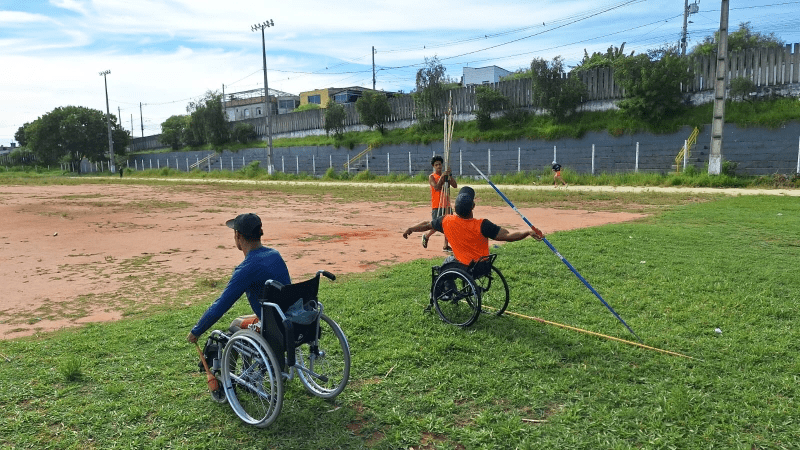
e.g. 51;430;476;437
530;56;586;122
324;102;347;137
355;91;392;133
160;115;188;150
413;56;447;129
185;91;229;148
692;22;785;56
573;43;634;72
25;105;129;169
14;123;29;147
613;46;692;124
232;122;257;144
474;85;510;130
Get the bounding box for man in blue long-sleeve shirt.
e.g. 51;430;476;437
186;213;290;343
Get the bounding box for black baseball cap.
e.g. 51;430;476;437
454;186;475;217
226;213;262;239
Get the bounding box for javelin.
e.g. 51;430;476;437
469;161;642;342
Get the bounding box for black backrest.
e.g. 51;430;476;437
468;254;497;279
259;274;322;364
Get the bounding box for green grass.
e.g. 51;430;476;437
1;191;799;448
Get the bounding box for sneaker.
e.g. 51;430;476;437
421;234;429;249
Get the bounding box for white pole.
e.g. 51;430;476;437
488;148;491;176
459;149;462;176
796;136;799;174
186;158;188;171
683;140;688;171
635;142;639;173
196;156;199;169
282;156;285;172
157;159;160;169
296;155;299;174
517;147;521;173
553;145;557;163
243;156;245;169
329;154;332;169
313;155;316;175
176;157;179;169
231;156;234;170
347;154;350;173
366;154;369;172
165;159;168;169
387;153;390;174
592;144;595;175
408;152;411;175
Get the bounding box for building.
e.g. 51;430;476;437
0;142;17;156
299;86;390;108
462;66;512;86
223;88;300;121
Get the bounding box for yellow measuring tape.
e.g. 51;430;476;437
503;310;701;361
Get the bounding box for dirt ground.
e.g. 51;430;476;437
0;183;646;340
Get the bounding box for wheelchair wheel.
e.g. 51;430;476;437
476;266;510;316
221;329;284;428
432;267;481;327
296;313;351;399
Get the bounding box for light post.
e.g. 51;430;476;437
251;19;275;175
99;70;115;173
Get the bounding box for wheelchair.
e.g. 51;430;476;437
429;254;509;327
199;270;351;428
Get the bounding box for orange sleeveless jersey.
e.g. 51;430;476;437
430;172;450;209
441;215;490;265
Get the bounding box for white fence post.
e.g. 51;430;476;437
296;155;299;174
683;140;688;171
591;144;595;175
157;159;160;169
387;153;390;174
635;142;639;173
366;154;369;172
488;148;491;176
459;149;462;176
329;154;332;169
313;155;316;175
553;145;557;164
408;152;411;175
281;156;285;173
347;154;350;173
796;136;799;174
517;147;521;173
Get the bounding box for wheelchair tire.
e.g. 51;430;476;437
296;313;351;399
476;265;510;316
221;329;284;428
432;267;481;327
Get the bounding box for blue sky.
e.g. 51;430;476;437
1;0;798;145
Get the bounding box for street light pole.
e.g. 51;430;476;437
252;19;275;175
99;70;115;173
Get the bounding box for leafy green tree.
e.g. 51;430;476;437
355;91;392;133
25;105;129;170
293;103;320;112
613;47;692;124
692;22;784;56
14;123;29;147
474;85;510;130
573;43;634;72
232;122;257;144
185;91;229;148
160;115;188;150
324;102;347;137
530;56;586;121
413;56;447;129
729;76;756;101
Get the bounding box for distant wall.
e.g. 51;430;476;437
124;122;800;177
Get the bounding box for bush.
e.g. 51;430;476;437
232;123;257;144
730;77;756;101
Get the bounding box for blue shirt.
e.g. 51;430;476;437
190;246;290;337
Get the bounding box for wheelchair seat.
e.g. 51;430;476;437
260;271;334;370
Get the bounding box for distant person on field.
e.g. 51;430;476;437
422;155;457;252
187;213;291;344
552;161;567;187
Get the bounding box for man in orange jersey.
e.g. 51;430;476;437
421;155;458;252
403;186;543;267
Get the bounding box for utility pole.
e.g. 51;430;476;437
99;70;115;173
372;46;376;90
252;19;275;175
681;0;699;56
139;102;144;138
709;0;729;175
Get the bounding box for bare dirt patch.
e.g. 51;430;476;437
0;183;645;339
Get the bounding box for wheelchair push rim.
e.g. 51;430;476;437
431;267;481;327
221;329;284;428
